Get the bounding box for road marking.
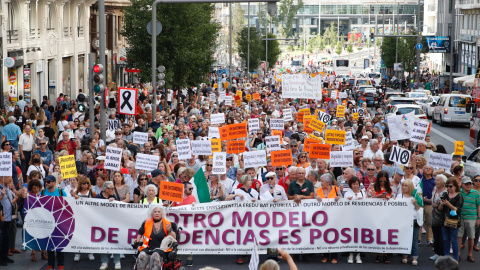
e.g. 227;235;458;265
430;127;475;153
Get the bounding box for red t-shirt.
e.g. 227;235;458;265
171;195;197;206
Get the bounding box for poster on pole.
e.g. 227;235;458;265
428;152;452;170
283;108;293;122
410;121;429;143
389;145;411;166
104;146;123;171
282;74;323;100
58;155;77;179
117;88;138;115
208;127;220;139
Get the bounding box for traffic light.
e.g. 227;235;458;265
370;33;374;42
157;66;165;88
77;93;86;112
93;64;104;93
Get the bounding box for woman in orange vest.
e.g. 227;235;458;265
134;205;177;270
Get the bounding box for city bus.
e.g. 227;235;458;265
333;59;350;75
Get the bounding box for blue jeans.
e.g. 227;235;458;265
442;226;460;261
9;140;18;152
411;224;420;258
101;253;120;264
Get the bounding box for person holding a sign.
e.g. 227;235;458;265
207;174;225;202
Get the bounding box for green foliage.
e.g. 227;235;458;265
237;27;263;72
323;22;337;46
380;36;396;69
232;3;246;52
335;41;343;55
397;29;427;73
120;0;220;88
263;33;281;67
346;35;354;53
273;0;304;37
375;38;382;47
346;44;353;54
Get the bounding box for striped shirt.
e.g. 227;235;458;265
460;189;480;220
2;123;21;141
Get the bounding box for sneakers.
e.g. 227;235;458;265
186;260;193;267
88;254;95;261
99;263;108;270
59;266;65;270
430;254;439;261
347;253;354;264
114;262;121;270
412;259;418;266
74;254;81;262
46;266;54;270
355;253;362;264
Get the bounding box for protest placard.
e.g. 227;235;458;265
283;108;293;122
211;138;222;153
271;130;283;144
265;136;281;156
209;93;216;102
118;88;137;115
227;140;245;154
271;150;293;167
159;182;184;203
225;96;233;106
410;121;429;143
428;152;453;170
454;141;464;155
325;130;346;145
331;90;338;99
343;131;356;151
243;150;267;168
208;127;220;139
253;93;260;100
211;113;226;125
281;74;323;100
309;144;331;159
299;108;311;116
308;118;326;133
246;94;252;101
309;134;324;142
270;119;284;130
224;123;248;140
0;152;12;176
297;112;304;123
387;112;415;141
212;152;226;174
389;145;411;166
336;105;346;117
133;132;149;144
134;153;160;171
303;138;320;152
237;90;243;97
329;151;354;167
339;92;347;99
104;146;123;170
219;92;226;102
248;118;260;133
192;140;213;156
317;110;331;124
353;113;359;120
177;139;192;160
303;118;314;134
59;155;77;179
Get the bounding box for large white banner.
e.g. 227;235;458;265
24;196;413;255
282;74;323;100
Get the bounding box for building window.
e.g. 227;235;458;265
449;0;452;13
47;4;54;30
64;3;70;36
7;2;18;43
77;5;83;37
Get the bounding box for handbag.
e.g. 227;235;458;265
444;217;459;229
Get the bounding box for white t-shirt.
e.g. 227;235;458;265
27;164;46;179
219;177;236;195
344;189;366;200
232;188;259;201
259;184;288;201
57;120;68;132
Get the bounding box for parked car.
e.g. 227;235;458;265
432;94;473;126
384;97;417;113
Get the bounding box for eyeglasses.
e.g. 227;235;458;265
426;147;432;149
266;177;274;180
226;158;233;161
374;159;383;162
300;156;306;158
447;185;454;188
81;182;88;185
276;168;283;171
206;164;213;167
257;133;263;135
39;143;46;145
464;183;472;185
474;179;480;182
188;188;194;191
44;180;55;183
140;178;148;181
405;167;413;170
4;144;10;146
106;187;115;190
172;155;178;158
367;168;375;171
378;180;386;183
291;145;298;147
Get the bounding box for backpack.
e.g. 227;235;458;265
41;188;64;197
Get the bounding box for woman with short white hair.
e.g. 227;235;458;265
140;184;162;205
226;175;258;201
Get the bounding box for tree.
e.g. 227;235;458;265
237;27;263;72
272;0;304;37
263;32;281;67
232;3;246;52
335;41;343;55
346;35;354;53
397;29;427;74
120;1;220;88
380;36;397;69
323;22;337;46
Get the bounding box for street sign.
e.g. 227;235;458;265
147;20;162;36
416;43;423;50
4;57;15;68
118;87;137;115
373;55;378;59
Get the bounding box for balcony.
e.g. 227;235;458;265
457;0;480;8
7;30;18;43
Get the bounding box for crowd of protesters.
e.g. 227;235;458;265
0;70;478;270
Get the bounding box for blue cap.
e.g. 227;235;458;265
45;175;56;182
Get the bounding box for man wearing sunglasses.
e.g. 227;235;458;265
34;138;53;170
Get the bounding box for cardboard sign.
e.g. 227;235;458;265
236;99;242;106
0;152;12;176
309;134;324;143
339;92;348;99
59;155;78;179
243;150;267;168
297;112;304;123
159;182;184;203
303;138;320;152
227;140;245;154
104;146;123;170
177;139;192;160
343;131;356;151
324;130;346;145
271;150;293;167
225;96;233;106
248;118;260;133
336;105;346;117
329;151;354;167
389;145;411;166
253;93;260;100
309;144;331;159
118;88;138;115
219;126;229;141
246;94;252;101
299;108;311;116
410;121;429;143
271;130;283;144
270;119;284;130
224;123;248;140
219;91;226;101
237;90;243;97
212;152;226;174
211;138;222;153
308;118;326;133
353;113;359;120
283;108;293;122
303;118;314;134
265;136;281;156
214;83;218;89
208;127;220;139
454;141;464;155
427;152;452;170
317;110;331;124
191;140;213;156
135;153;160;172
331;90;338;99
211;113;226;125
210;93;216;102
133;132;149;144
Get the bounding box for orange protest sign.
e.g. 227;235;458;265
219;126;229;141
227;140;245;154
224;82;229;88
236;99;242;106
309;144;331;159
211;138;221;152
213;84;218;88
353;113;359;120
246;94;252;101
272;130;283;144
303;118;314;134
454;141;464;155
234;95;240;101
336;105;345;117
224;123;248;140
237;90;243;97
427;122;431;133
308;118;326;133
253;93;260;100
297;112;304;123
299;108;311;115
303;138;320;152
309;134;324;142
271;150;293;167
159;182;184;203
325;130;346;145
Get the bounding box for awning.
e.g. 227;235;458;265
454;74;475;84
464;78;475;87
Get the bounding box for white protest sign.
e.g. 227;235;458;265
343;131;356;151
133;132;149;144
387;112;415;141
219;92;226;102
225;96;233;106
177;139;192;160
317;110;331;124
269;119;284;130
118;88;137;115
243;150;267;168
249;239;260;270
209;93;216;102
0;152;12;176
389;145;411;166
410;121;429;143
208;127;220;139
329;151;354;167
265;136;281;150
108;119;121;131
211;113;225;125
282;74;323;100
104;146;123;170
339;92;348;99
299;105;309;109
135;153;160;172
428;152;452;170
331;90;338;99
212;152;226;174
248;118;260;133
283;108;293;122
191;140;212;156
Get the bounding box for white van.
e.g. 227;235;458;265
432;94;472;126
